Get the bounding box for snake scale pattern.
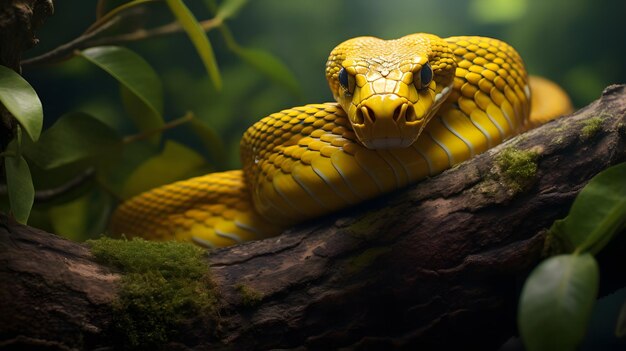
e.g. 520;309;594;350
110;33;571;248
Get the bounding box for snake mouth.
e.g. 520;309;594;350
361;138;415;149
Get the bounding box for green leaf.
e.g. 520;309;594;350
518;254;599;351
121;141;207;199
234;47;301;95
120;86;162;145
48;188;113;241
165;0;222;90
187;118;225;167
22;112;120;169
49;194;91;240
97;141;158;199
4;143;34;224
215;0;247;20
550;162;626;254
79;46;164;136
0;65;43;141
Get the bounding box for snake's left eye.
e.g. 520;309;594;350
338;68;349;90
416;63;433;89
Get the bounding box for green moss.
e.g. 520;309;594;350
345;247;391;274
476;179;499;197
552;125;567;134
551;135;565;146
495;147;539;192
579;116;603;140
88;237;216;349
346;208;396;240
347;215;380;240
235;284;263;306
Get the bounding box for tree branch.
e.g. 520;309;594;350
21;12;222;67
1;85;625;350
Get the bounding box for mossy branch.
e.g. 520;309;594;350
1;85;625;350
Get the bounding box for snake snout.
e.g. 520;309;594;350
405;104;418;122
350;94;426;149
357;95;413;124
393;103;418;122
357;102;409;124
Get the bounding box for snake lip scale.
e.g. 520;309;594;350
110;33;572;248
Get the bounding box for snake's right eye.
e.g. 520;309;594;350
338;68;349;90
415;63;433;90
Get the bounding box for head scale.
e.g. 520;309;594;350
325;33;456;149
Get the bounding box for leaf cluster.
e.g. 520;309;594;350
0;0;300;239
518;162;626;350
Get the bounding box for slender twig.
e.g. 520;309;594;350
122;112;195;145
88;17;222;47
34;168;97;203
0;167;96;203
22;16;222;67
85;0;159;35
96;0;108;19
21;17;122;66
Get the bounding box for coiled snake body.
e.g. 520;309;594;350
110;34;572;248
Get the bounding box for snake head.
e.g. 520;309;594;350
326;33;456;149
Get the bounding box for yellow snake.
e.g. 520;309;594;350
110;34;572;248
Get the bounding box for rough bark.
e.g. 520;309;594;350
1;85;626;350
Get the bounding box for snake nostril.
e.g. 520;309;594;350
354;107;365;125
393;103;408;122
357;106;375;124
405;105;417;122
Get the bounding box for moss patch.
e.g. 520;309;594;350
345;247;391;275
495;147;539;192
580;116;603;140
89;237;216;349
346;208;395;241
235;284;263;306
551;135;565;146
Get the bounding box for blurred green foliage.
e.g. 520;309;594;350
518;162;626;351
0;2;623;348
2;0;624;240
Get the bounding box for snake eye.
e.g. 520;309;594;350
338;67;349;91
416;63;433;90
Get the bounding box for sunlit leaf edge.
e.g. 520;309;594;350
165;0;222;90
0;65;43;141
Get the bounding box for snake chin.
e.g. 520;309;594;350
361;138;414;149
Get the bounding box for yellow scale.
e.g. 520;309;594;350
110;34;571;248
